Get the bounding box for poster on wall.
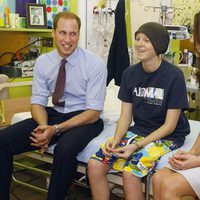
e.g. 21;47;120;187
0;0;15;13
37;0;70;28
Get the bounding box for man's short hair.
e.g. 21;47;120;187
53;11;81;31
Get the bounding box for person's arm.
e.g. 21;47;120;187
136;109;181;148
30;104;55;153
169;134;200;170
102;101;133;157
30;108;100;153
189;133;200;156
55;109;100;133
169;153;200;170
113;109;181;159
30;106;100;152
31;104;48;125
113;101;133;143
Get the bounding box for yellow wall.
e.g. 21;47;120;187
70;0;78;14
172;0;200;26
9;77;32;98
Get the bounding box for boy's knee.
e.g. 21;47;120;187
123;171;141;184
88;159;107;177
88;159;100;172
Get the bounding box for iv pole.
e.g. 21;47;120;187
144;5;182;25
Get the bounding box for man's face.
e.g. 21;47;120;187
52;17;80;58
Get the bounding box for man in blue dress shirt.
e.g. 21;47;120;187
0;11;107;200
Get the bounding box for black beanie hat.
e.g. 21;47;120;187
135;22;169;55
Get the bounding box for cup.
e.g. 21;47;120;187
15;17;26;28
177;51;183;64
173;51;183;65
9;13;19;28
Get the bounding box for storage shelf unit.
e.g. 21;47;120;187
0;27;52;33
0;28;52;98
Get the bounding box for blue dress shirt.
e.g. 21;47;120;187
31;47;107;113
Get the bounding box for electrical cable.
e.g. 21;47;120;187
0;52;15;59
0;38;45;67
0;37;53;88
0;38;51;83
10;38;46;63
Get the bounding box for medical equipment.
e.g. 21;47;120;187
165;25;190;40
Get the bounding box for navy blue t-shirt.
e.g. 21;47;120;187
118;60;190;147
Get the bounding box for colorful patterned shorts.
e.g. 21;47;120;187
91;131;178;177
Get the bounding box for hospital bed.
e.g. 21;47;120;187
9;83;200;199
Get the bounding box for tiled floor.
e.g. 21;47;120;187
10;181;123;200
11;155;127;200
10;169;123;200
10;170;196;200
10;170;47;200
11;159;94;200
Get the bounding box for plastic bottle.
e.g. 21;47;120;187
4;7;10;28
190;67;197;86
182;49;189;64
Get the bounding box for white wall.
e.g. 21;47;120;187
77;0;172;53
77;0;87;48
130;0;172;35
78;0;117;62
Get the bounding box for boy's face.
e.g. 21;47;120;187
134;32;157;61
52;17;80;58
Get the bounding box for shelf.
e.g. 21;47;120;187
0;27;52;33
177;64;191;67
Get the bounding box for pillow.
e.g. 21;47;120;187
100;82;121;125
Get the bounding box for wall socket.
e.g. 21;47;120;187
42;37;53;47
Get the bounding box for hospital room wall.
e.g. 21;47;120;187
77;0;117;50
78;0;199;66
77;0;172;65
77;0;172;50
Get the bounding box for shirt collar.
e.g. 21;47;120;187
56;48;78;67
66;48;78;67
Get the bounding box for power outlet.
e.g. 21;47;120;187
42;37;53;47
